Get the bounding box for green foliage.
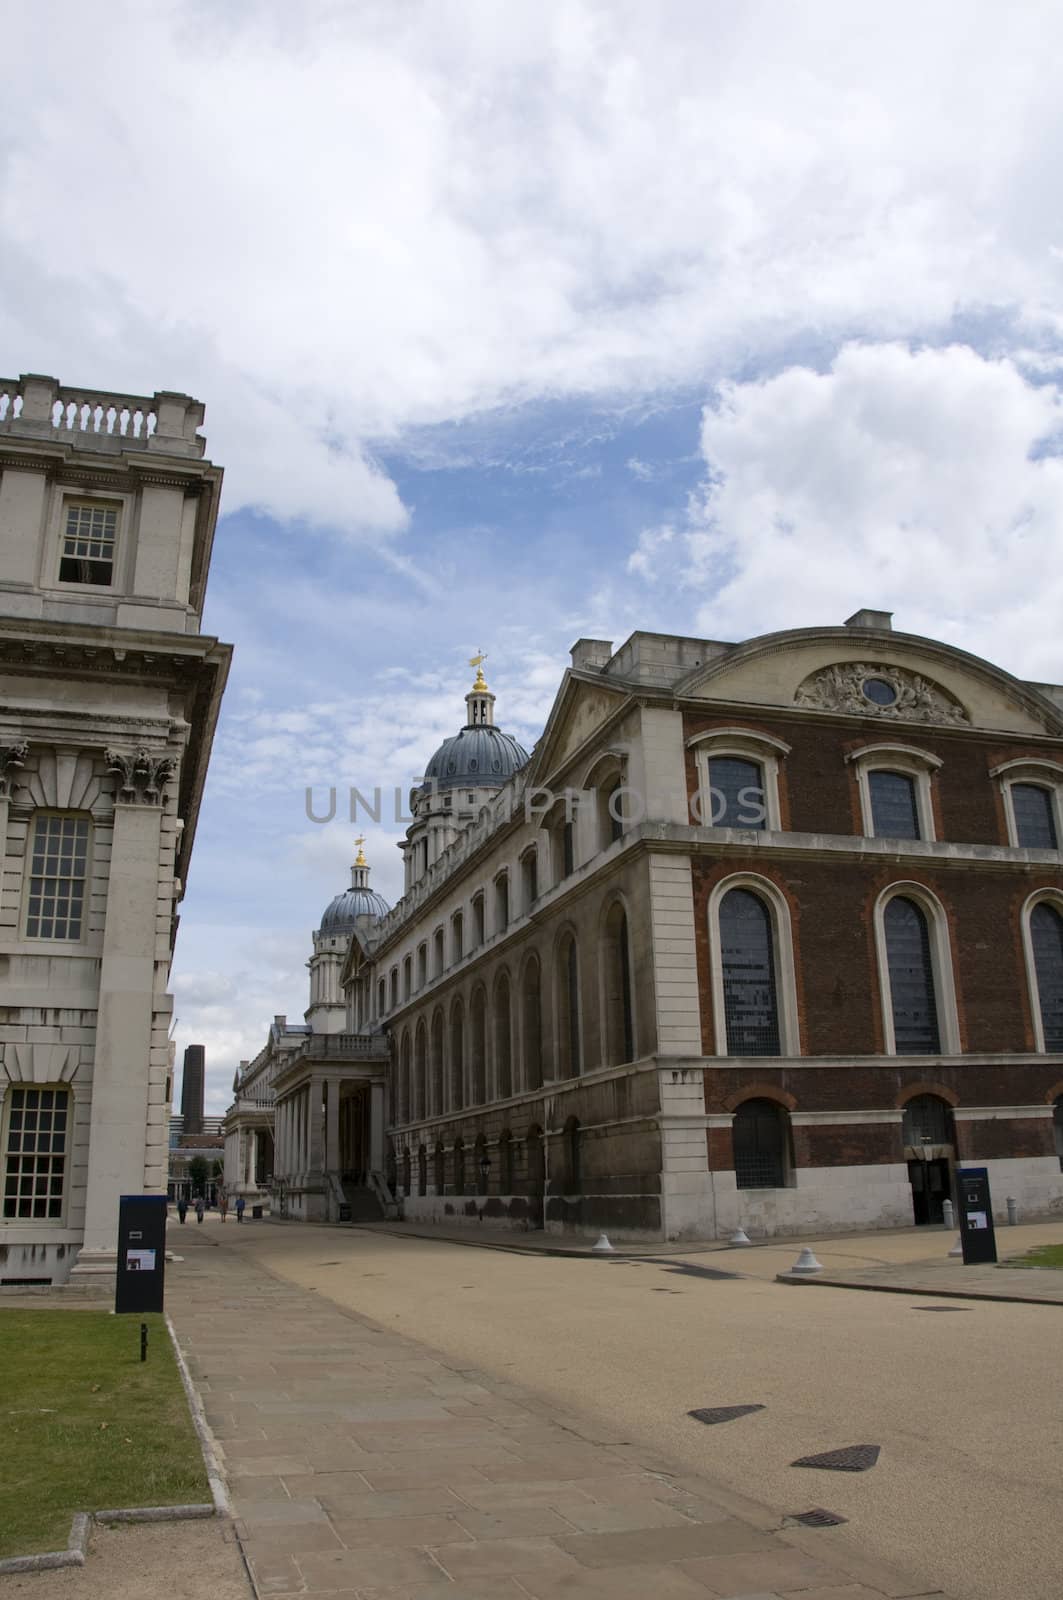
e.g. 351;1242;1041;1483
188;1155;209;1191
0;1310;208;1557
1009;1242;1063;1270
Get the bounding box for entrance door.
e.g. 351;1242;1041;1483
907;1156;951;1225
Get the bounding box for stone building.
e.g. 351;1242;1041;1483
0;373;231;1284
341;619;1063;1240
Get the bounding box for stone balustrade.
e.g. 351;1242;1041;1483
0;372;206;457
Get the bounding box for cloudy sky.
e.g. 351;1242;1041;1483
4;2;1062;1110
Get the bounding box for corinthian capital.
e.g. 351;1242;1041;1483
0;741;28;798
106;747;177;805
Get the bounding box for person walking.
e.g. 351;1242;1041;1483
235;1195;246;1224
195;1196;205;1224
218;1192;228;1222
177;1197;188;1224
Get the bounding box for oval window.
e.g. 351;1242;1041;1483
468;759;478;771
862;677;897;706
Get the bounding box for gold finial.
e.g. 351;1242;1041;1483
468;650;489;692
354;834;367;867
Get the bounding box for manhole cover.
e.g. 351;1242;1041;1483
913;1305;969;1312
688;1404;765;1426
790;1507;848;1528
792;1444;880;1472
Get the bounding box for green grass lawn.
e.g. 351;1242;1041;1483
0;1310;209;1558
1007;1242;1063;1270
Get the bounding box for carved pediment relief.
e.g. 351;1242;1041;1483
794;662;969;726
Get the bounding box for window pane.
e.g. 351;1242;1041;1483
1031;903;1063;1051
3;1086;68;1220
719;889;780;1055
26;815;89;940
869;771;921;840
1012;784;1058;849
61;502;117;586
708;757;765;829
884;897;941;1053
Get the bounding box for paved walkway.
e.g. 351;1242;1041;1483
169;1227;949;1599
779;1256;1063;1304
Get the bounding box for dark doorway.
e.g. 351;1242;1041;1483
907;1156;951;1225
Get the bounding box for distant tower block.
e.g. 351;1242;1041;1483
181;1044;206;1136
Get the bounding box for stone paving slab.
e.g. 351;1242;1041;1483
167;1229;950;1600
777;1256;1063;1304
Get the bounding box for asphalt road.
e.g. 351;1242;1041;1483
239;1222;1063;1600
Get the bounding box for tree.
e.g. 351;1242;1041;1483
188;1155;209;1194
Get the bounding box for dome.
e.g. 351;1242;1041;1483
319;884;389;934
423;725;530;792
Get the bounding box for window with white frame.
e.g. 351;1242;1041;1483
993;761;1063;849
707;876;800;1056
3;1086;70;1220
689;729;789;832
848;745;940;841
874;885;960;1055
25;814;90;940
59;500;118;586
1022;896;1063;1052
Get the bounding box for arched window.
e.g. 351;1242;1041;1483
521;956;543;1090
1012;783;1059;849
901;1093;954;1147
602;901;635;1065
452;1137;465;1195
1053;1097;1063;1171
474;1133;489;1195
417;1144;427;1197
563;1116;581;1193
434;1141;445;1193
398;1031;412;1122
470;987;487;1103
448;1002;465;1110
692;730;788;831
719;889;780;1055
884;897;941;1054
556;932;582;1077
525;1124;544;1199
520;848;538;912
413;1021;427;1121
706;755;765;829
732;1098;792;1189
494;973;513;1098
401;1148;411;1197
848;745;939;841
499;1130;514;1194
430;1010;445;1117
1030;902;1063;1051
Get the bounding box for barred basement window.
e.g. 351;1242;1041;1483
59;501;117;585
1030;902;1063;1051
719;889;780;1055
3;1087;69;1219
884;896;941;1053
1012;784;1058;849
733;1098;791;1189
26;815;89;940
869;770;921;840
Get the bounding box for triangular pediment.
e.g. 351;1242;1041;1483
530;671;632;783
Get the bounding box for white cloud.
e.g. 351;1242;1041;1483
4;3;1063;536
631;342;1063;677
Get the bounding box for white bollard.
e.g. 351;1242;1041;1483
1006;1196;1019;1226
788;1246;823;1274
729;1227;751;1246
948;1233;964;1257
591;1232;615;1253
942;1199;954;1229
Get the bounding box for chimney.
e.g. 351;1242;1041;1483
570;638;614;671
844;608;893;631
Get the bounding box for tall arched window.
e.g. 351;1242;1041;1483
1030;902;1063;1051
398;1030;412;1122
556;932;582;1077
470;987;487;1103
1012;783;1058;849
884;896;941;1054
449;1002;465;1110
417;1144;427;1196
901;1093;954;1147
494;973;513;1098
521;956;543;1090
732;1098;792;1188
430;1010;445;1117
499;1130;514;1194
452;1137;465;1195
869;770;921;840
602;902;635;1065
563;1116;581;1193
434;1141;445;1193
719;889;780;1055
413;1021;427;1121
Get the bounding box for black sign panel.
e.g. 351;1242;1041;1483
956;1166;997;1266
115;1194;167;1314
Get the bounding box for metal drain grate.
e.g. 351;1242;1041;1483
792;1444;880;1472
913;1305;969;1312
790;1507;848;1528
688;1404;765;1426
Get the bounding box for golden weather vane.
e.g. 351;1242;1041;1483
468;649;489;691
354;834;366;866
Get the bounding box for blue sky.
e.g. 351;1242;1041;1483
3;1;1063;1107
